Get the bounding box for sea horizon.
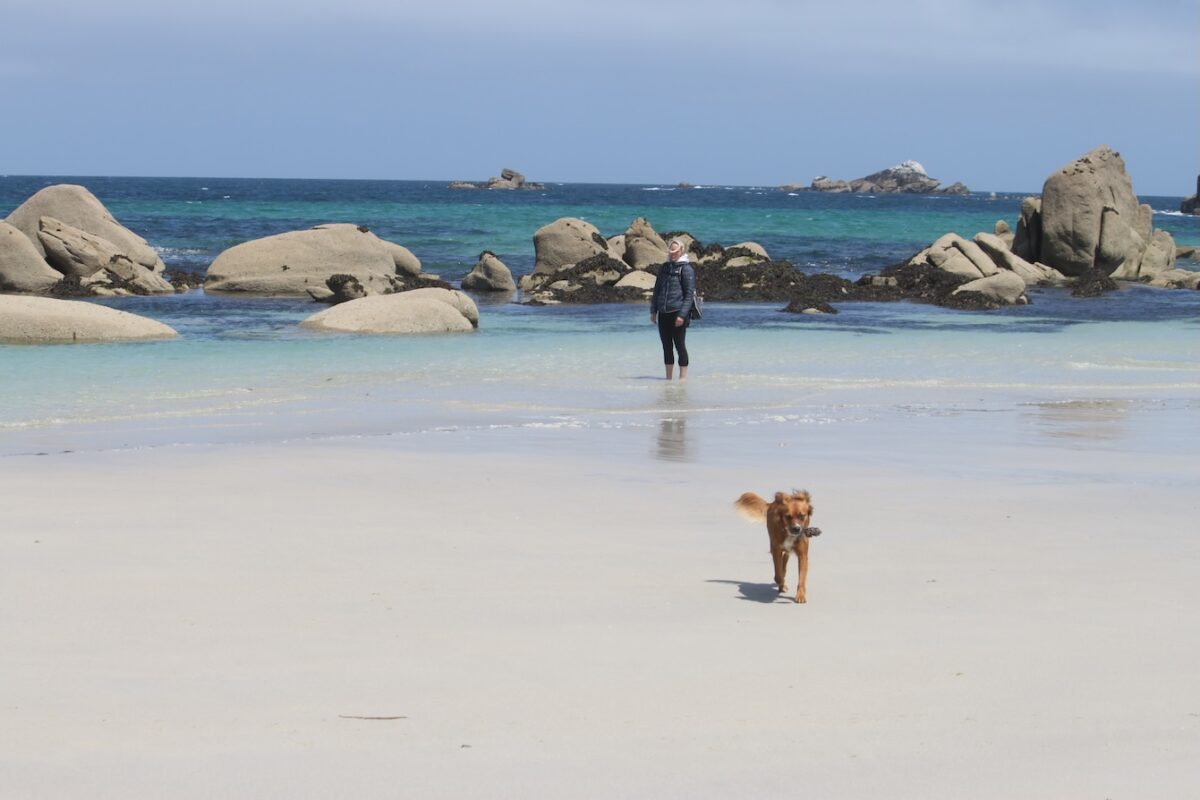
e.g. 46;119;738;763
5;171;1196;202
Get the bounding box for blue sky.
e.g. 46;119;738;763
3;0;1196;194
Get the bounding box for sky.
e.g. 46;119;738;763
2;0;1197;195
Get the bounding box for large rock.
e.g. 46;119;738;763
205;224;402;295
0;221;62;292
1039;146;1154;277
0;295;177;343
299;289;477;335
461;252;516;292
4;184;164;273
38;217;174;294
532;218;606;275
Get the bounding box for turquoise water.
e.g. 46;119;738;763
1;176;1197;457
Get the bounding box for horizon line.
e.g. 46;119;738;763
1;172;1192;201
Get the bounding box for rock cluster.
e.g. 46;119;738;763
859;145;1191;306
1;184;172;296
518;217;784;305
784;161;969;195
448;168;545;191
203;223;438;300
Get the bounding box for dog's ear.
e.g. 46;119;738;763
774;492;787;505
791;489;810;503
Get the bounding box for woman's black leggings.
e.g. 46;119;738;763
657;312;689;367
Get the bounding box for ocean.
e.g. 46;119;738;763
1;176;1198;464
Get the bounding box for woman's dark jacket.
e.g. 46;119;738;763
650;259;696;318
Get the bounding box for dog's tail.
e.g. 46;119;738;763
734;492;769;522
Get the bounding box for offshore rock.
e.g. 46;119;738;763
448;168;545;190
791;161;968;195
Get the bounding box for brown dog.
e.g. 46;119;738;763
735;490;819;603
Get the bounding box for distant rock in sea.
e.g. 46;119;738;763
783;161;969;195
1181;175;1199;215
448;168;545;191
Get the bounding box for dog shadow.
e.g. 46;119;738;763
707;579;783;603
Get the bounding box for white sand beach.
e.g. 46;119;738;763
3;413;1197;798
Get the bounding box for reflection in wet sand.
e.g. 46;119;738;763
1023;399;1137;443
655;416;689;461
654;383;691;461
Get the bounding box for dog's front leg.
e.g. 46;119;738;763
794;541;808;604
772;547;788;594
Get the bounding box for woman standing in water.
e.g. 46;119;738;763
650;239;696;381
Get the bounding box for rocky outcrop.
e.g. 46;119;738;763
4;184;164;273
0;295;177;343
38;217;174;294
461;252;516;292
1038;146;1172;279
786;161;968;195
1181;176;1199;215
886;145;1188;299
205;224;424;295
0;221;61;293
299;288;478;335
448;168;545;190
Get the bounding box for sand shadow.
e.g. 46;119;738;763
706;579;782;603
